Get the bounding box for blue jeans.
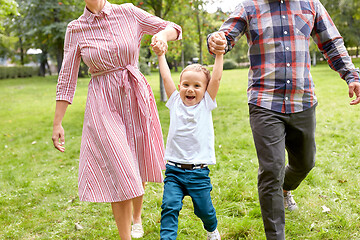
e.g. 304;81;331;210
160;164;218;240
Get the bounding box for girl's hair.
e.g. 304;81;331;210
180;64;211;83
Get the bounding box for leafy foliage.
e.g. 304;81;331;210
0;0;18;30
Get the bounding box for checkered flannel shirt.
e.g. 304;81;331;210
212;0;360;113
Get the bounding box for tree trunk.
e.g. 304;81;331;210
196;7;203;64
312;51;317;66
19;36;24;66
39;53;46;77
56;42;63;73
181;41;185;69
174;59;178;72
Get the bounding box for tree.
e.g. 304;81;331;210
8;0;83;75
314;0;360;59
0;0;17;31
118;0;183;102
0;0;18;60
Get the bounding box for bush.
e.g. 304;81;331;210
223;59;238;70
139;61;151;75
0;66;39;79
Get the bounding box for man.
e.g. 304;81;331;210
207;0;360;239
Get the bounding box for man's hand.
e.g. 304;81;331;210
208;31;227;55
151;35;168;56
349;82;360;105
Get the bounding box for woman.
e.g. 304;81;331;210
51;0;181;239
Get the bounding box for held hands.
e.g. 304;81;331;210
52;124;65;152
208;31;227;55
349;82;360;105
151;35;168;56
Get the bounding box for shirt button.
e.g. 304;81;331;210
286;47;290;50
287;63;290;67
282;16;286;19
281;0;284;3
285;97;289;101
287;80;290;84
284;31;288;34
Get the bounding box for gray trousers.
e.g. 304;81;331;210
249;104;316;240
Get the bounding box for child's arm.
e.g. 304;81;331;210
151;36;176;98
157;55;176;98
207;54;224;100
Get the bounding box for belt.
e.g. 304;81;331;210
167;161;208;170
90;65;150;118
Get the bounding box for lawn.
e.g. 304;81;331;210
0;59;360;239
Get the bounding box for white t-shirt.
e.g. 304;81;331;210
164;91;217;165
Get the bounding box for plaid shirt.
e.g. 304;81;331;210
214;0;360;113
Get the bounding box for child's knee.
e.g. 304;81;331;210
161;198;183;213
194;205;216;220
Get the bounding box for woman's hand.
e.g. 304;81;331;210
151;26;179;56
52;100;69;152
52;124;65;152
151;35;168;56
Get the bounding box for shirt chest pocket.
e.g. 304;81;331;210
248;17;275;42
294;13;314;38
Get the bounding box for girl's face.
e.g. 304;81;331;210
178;71;208;106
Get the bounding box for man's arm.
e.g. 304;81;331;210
312;1;360;105
207;54;224;101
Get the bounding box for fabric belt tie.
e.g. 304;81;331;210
90;65;165;178
167;161;208;170
91;65;150;118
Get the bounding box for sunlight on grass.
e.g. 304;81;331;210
1;59;360;239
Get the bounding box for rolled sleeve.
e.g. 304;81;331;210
130;3;182;40
56;22;81;104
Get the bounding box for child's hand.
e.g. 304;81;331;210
151;35;168;56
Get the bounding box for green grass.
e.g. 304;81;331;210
1;59;360;239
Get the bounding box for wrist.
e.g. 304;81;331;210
53;122;62;127
156;31;167;42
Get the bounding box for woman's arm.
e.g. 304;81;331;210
155;26;179;42
52;100;69;152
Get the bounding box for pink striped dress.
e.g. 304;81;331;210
56;2;182;202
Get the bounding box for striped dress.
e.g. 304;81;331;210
56;2;182;202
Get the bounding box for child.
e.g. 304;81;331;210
151;35;224;240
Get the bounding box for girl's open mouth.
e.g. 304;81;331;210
186;96;195;100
